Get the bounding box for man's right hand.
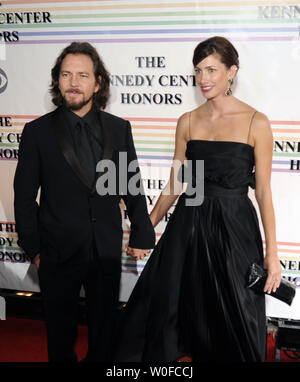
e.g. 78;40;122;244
34;253;40;268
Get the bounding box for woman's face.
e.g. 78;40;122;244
194;53;237;100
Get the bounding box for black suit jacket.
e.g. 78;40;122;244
14;107;155;271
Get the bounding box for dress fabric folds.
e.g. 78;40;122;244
115;140;266;362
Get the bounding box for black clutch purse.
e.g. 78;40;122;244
247;263;296;306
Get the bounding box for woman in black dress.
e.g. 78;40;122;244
116;36;282;362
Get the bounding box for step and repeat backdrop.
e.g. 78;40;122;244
0;0;300;319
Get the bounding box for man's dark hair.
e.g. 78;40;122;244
50;41;110;110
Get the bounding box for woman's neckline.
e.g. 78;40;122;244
187;139;254;149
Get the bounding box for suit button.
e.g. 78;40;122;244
91;217;97;222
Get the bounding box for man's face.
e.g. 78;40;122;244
58;53;100;116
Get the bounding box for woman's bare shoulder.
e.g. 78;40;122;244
251;111;272;146
234;99;270;127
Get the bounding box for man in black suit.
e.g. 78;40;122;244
13;42;155;362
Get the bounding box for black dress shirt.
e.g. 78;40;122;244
63;107;103;187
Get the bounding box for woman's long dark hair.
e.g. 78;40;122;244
50;41;110;110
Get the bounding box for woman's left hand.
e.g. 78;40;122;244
263;254;282;294
126;246;150;260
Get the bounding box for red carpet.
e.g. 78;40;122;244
0;316;299;362
0;316;88;362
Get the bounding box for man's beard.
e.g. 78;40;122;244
62;92;94;111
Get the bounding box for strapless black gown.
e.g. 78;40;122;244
114;141;266;362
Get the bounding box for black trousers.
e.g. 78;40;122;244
38;247;121;362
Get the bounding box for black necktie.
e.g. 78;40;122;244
74;120;97;186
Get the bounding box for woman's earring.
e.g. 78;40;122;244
225;79;232;96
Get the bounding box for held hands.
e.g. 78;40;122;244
125;246;151;260
263;253;282;294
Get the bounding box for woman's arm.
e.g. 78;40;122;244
150;112;190;227
126;112;189;260
252;112;282;294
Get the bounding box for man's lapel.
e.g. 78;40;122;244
91;110;115;194
98;110;114;161
52;107;115;194
52;107;92;191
